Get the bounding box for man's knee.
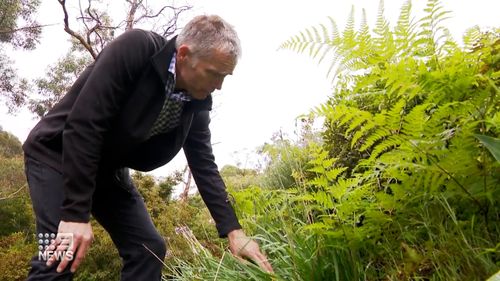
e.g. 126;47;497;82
143;234;167;260
125;234;167;263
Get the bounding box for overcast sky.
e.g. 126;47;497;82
1;0;499;178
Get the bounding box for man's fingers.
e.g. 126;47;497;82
227;232;274;274
56;250;75;273
48;221;93;273
237;246;274;273
56;233;93;273
247;251;274;273
46;236;63;267
255;252;274;273
70;236;92;273
56;235;79;273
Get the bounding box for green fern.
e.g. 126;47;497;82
463;26;483;52
295;0;498;226
278;1;499;278
394;0;417;56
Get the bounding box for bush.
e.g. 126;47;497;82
0;232;35;281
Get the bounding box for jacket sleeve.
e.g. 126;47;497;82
61;29;154;222
183;111;242;237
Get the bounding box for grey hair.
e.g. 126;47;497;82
176;15;241;61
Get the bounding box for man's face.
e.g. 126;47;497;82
176;46;236;100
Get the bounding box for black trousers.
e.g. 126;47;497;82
24;155;167;280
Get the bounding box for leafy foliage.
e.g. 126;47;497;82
0;132;32;237
220;165;261;191
258;131;315;190
0;133;34;281
475;134;500;162
277;0;500;279
29;51;92;117
0;129;23;158
0;0;41;113
0;232;34;281
0;0;42;49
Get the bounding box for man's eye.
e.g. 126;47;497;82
207;70;218;77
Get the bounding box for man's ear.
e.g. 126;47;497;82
177;45;191;62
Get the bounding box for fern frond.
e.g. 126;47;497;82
328;178;357;202
385;99;407;131
358;9;371;46
279;25;333;58
352;121;376;149
402;103;432;137
328;16;341;45
462;26;482;52
345;110;372;136
317;24;335;64
279;16;347;83
394;0;417;56
325;167;348;182
383;58;421;99
369;135;404;161
436;28;458;55
310;26;325;59
342;6;356;45
373;0;395;59
373;0;389;38
414;0;455;60
314;190;335;209
326;8;360;82
360;127;391;152
395;0;412;37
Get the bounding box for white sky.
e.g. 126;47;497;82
1;0;499;178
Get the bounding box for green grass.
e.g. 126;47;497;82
162;190;499;281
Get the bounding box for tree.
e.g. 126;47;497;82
0;129;23;158
219;164;261;191
158;170;183;202
26;0;192;117
0;0;42;113
0;0;42;49
258;131;313;189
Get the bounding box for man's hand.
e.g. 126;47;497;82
46;221;93;273
227;229;274;273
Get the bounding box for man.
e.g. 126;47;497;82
23;15;273;280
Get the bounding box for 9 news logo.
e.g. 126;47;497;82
37;232;74;261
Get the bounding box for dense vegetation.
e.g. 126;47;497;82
0;0;498;280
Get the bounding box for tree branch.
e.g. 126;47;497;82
160;5;192;37
78;0;91;38
134;5;176;22
0;23;58;34
0;184;27;201
57;0;97;59
126;0;139;30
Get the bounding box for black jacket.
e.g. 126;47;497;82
23;29;241;237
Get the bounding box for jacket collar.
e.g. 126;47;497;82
151;35;212;112
152;35;177;85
